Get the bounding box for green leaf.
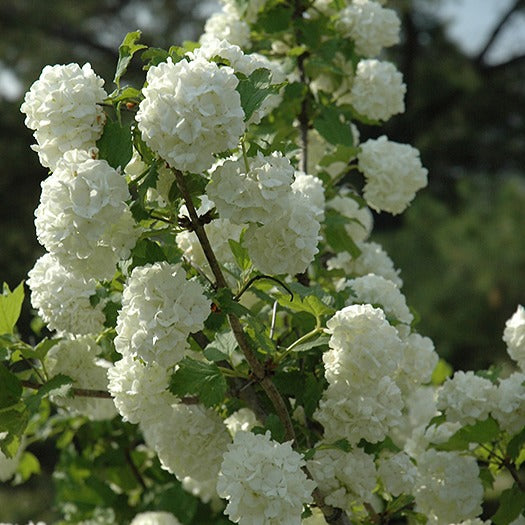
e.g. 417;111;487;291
205;331;238;362
17;451;41;481
493;485;525;525
313;105;354;147
131;238;167;267
302;374;325;418
386;494;415;515
214;288;251;317
435;417;500;451
141;47;170;68
114;30;147;87
324;209;362;258
169;358;227;407
18;337;59;363
236;68;283;121
0;282;24;335
229;238;251;271
257;4;293;33
0;363;22;409
97;121;133;170
289;334;330;353
508;427;525;461
105;86;142;105
276;282;335;319
25;374;73;414
431;358;453;385
0;408;29;457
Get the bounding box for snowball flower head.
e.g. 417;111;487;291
201;3;251;48
350;60;405;121
307;447;376;510
224;408;260;437
130;511;181;525
136;57;245;173
327;194;373;243
437;370;496;426
327;240;402;287
345;273;413;325
207;152;294;225
46;336;116;421
107;355;175;425
491;372;525;434
34;149;139;281
377;451;417;497
358;136;428;215
503;305;525;369
292;173;326;220
27;253;105;336
414;449;483;524
114;262;210;367
336;0;400;58
244;188;321;275
20;63;107;170
217;431;316;525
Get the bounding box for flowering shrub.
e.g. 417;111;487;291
1;2;524;525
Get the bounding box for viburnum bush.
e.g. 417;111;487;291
1;1;525;524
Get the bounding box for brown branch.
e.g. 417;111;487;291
173;168;296;443
475;0;525;67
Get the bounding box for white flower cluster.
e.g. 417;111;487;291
207;153;322;275
145;404;231;503
307;447;377;511
114;262;210;368
20;63;107;170
414;450;483;525
34;149;139;281
45;336;116;421
315;304;405;444
201;3;251;48
190;37;285;124
217;431;316;525
27;253;105;335
437;371;496;426
130;512;181;525
327;240;403;287
345;273;413;325
350;60;405;121
504;305;525;369
492;372;525;434
377;451;417;497
107;355;174;425
358;136;428;215
136;57;245;174
224;407;259;437
336;0;400;58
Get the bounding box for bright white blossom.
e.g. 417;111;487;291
345;273;413;325
503;305;525;369
34;149;138;281
20;63;107;170
217;431;315;525
414;450;483;525
491;372;525;434
220;0;267;24
27;253;105;335
136;57;245;173
336;1;400;57
107;355;175;425
377;451;417;497
308;447;376;510
224;408;260;437
323;304;404;388
114;262;210;367
130;511;181;525
437;371;496;426
350;60;405;121
207;152;294;225
327;194;373;243
145;404;231;503
45;336;116;421
244;187;321;275
201;4;251;48
327;240;403;287
358;136;428;215
292;173;326;220
190;38;285;124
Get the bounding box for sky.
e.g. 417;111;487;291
2;0;524;101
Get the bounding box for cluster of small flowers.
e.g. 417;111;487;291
217;431;316;525
207;153;323;275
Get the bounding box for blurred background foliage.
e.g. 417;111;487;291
1;0;524;370
1;0;525;522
